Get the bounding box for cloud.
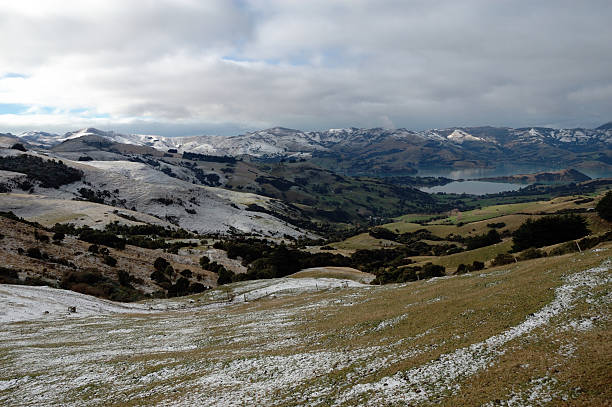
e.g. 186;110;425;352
0;0;611;135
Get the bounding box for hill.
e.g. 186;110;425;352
475;168;592;184
1;242;610;405
18;124;612;175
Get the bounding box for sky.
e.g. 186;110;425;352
0;0;611;136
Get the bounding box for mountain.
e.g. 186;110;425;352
597;121;612;131
16;124;612;174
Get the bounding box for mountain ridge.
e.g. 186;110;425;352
15;123;612;174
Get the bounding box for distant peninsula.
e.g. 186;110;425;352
474;168;591;184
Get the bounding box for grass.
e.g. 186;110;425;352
409;239;514;270
1;243;610;406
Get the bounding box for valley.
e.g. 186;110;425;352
0;125;611;406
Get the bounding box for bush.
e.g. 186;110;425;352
0;155;83;188
26;247;43;259
491;253;515;266
180;269;193;278
455;264;468;274
596;191;612;221
153;257;170;272
103;255;117;267
217;268;235;285
549;241;579;256
88;244;99;254
368;227;398;241
79;228;126;249
517;247;546;261
52;232;65;242
199;256;210;268
11;143;27;151
117;270;132;287
465;229;501;251
34;231;50;243
511;214;589;251
150;269;170;284
164;265;174;276
470;261;485;271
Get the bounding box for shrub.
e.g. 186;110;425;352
150;269;170;284
180;269;193;278
117;270;132;287
88;244;99;254
164;265;175;276
26;247;43;259
455;264;468;274
52;232;65;242
491;253;515;266
217;268;235;285
465;229;501;251
103;255;117;267
34;231;50;243
368;227;398;241
549;241;579;256
199;256;210;268
153;257;170;272
0;155;83;188
11;143;27;151
517;248;546;261
596;191;612;221
486;222;506;229
79;228;126;249
470;261;485;271
419;263;445;279
511;214;589;251
188;282;207;294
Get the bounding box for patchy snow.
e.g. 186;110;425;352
335;260;611;405
0;285;155;323
0;258;609;406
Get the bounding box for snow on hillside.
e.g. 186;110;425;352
0;148;311;237
446;129;484;143
16;124;612;158
0;277;366;323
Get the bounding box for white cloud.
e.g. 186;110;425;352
0;0;611;135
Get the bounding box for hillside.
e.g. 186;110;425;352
0;148;311;238
16;124;612;175
1;243;610;405
476;168;592;184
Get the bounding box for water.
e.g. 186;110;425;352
420;180;525;195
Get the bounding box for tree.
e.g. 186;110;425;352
217;268;235;285
596;191;612;221
511;214;589;251
153;257;170;272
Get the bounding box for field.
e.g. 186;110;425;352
1;244;610;406
331;193;610;253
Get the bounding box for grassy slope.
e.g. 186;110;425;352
1;244;610;406
331;193;610;253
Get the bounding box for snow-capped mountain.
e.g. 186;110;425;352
13;123;612;173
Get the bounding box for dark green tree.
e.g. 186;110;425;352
595;191;612;221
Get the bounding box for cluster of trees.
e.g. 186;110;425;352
465;229;502;250
212;239;351;284
182;152;237;163
0;154;83;188
371;263;445;284
150;257;206;297
511;214;589;251
61;269;144;302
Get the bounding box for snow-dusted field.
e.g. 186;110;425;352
1;251;610;406
0;148;313;237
